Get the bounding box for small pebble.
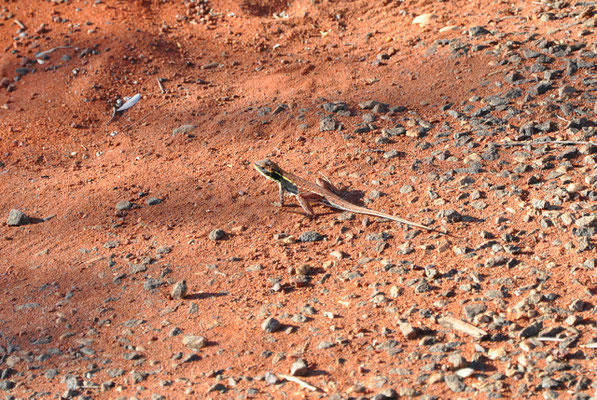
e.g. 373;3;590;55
264;372;279;384
171;280;188;300
7;209;29;226
290;358;309;376
182;334;206;351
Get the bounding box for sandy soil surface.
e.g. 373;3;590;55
0;0;596;398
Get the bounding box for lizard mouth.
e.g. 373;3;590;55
254;162;279;182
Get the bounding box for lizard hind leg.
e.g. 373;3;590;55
296;194;316;217
316;173;342;195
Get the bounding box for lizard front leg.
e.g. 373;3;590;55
273;182;285;207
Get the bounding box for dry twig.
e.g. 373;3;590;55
278;374;321;392
438;316;487;339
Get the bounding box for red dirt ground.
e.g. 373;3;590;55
0;0;596;399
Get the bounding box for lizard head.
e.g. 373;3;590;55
254;159;284;182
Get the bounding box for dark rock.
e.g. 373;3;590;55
541;377;561;389
323;101;348;113
104;240;119;249
390;105;407;113
484;256;509;268
320;115;338;131
298;231;325;242
529;81;552;96
448;354;467;369
144;278;164;291
261;317;281;333
485;95;509;106
505;72;524;83
469;26;490;37
522;49;541;59
569;299;588;312
257;107;271;116
437;209;462;223
372;103;389;113
566;60;578;75
45;369;59;379
272;104;288;115
358;100;379;109
464;303;487;319
362;113;376;123
115;200;133;211
207;383;227;393
518;122;537;137
145;197;163;206
384;127;406;136
445;374;466;392
519;321;542;338
15;68;31;76
209;229;226;241
354;123;371;134
559;148;579;159
372;389;398;400
130;371;148;384
156;245;171;254
504;88;522;98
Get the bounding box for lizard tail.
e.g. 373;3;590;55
360;208;433;231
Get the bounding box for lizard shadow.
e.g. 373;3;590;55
25;217;46;225
276;205;343;218
334;188;368;207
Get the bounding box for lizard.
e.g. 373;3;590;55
254;159;433;231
